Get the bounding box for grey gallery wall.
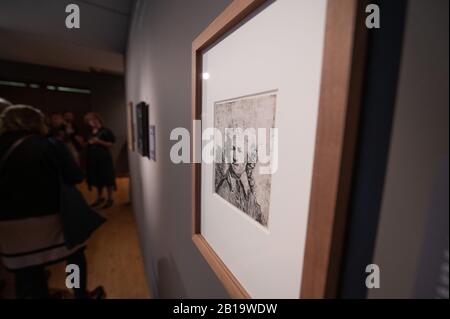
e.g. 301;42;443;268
126;0;233;298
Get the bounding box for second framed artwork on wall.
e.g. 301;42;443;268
192;0;368;299
127;102;135;152
132;101;157;161
136;101;150;157
149;125;156;161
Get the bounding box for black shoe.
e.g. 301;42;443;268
90;198;105;208
102;199;114;209
89;286;106;299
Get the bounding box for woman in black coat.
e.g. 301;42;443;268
0;105;103;299
84;113;116;209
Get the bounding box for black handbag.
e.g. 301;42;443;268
49;138;106;249
59;180;106;249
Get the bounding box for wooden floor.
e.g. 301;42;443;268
0;177;151;299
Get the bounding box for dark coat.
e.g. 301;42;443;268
0;131;86;270
86;127;116;189
0;132;82;220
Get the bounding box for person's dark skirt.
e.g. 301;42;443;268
86;127;116;190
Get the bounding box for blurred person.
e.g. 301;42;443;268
0;105;105;299
63;111;83;166
49;113;65;132
84;113;116;209
63;111;83;150
48;112;80;166
47;113;67;144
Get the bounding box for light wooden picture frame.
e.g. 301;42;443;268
192;0;368;299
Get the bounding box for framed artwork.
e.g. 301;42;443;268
149;125;156;161
127;102;135;152
136;101;150;157
192;0;368;299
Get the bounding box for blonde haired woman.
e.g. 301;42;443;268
0;105;104;298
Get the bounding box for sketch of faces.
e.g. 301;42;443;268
231;145;247;177
214;92;276;227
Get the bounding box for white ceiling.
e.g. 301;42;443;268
0;0;135;73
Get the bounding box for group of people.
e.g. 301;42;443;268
47;110;117;209
0;98;116;299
